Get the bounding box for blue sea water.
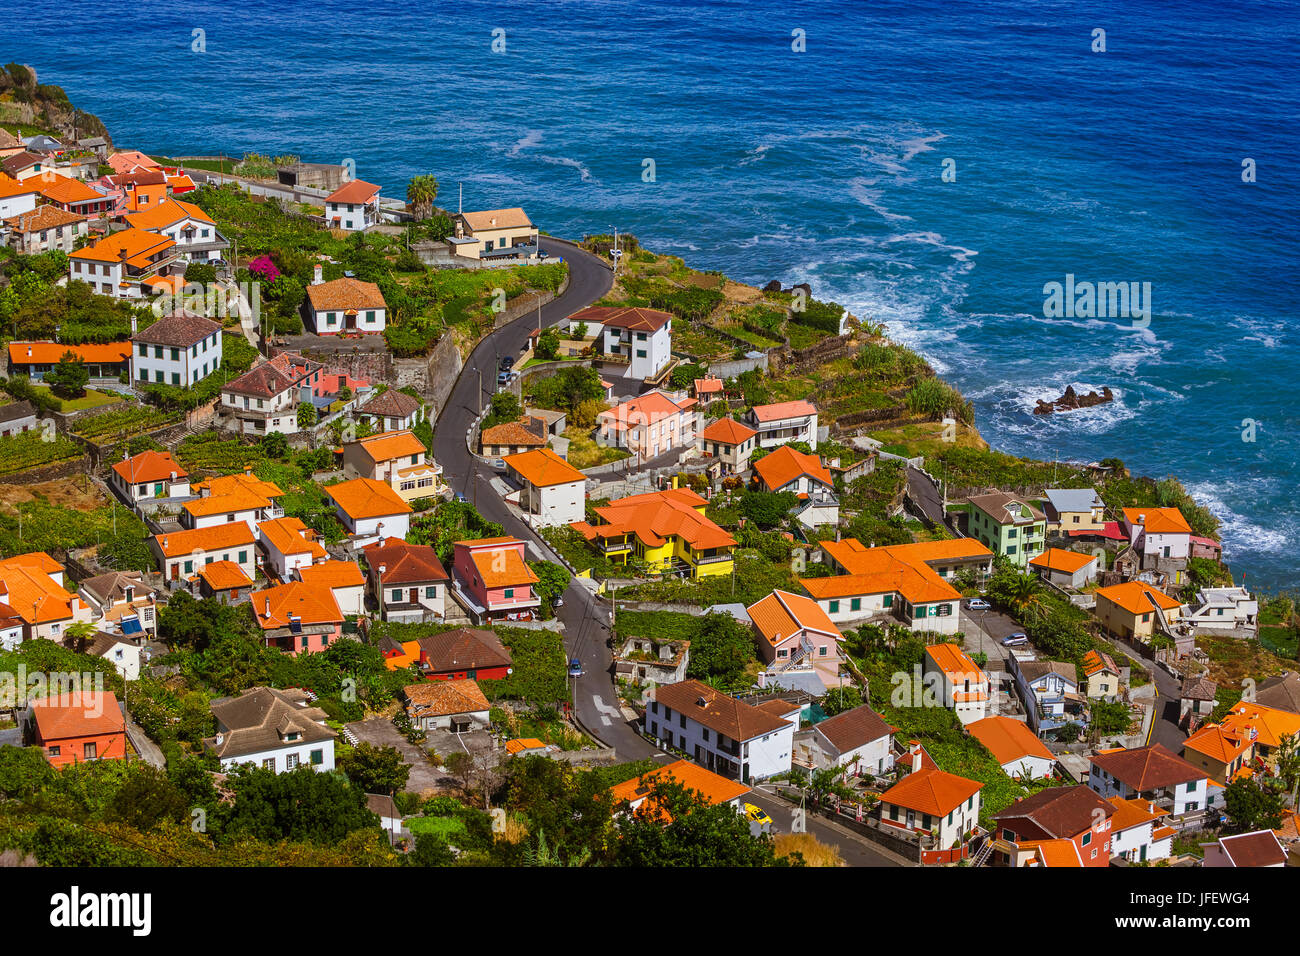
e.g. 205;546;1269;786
8;0;1298;587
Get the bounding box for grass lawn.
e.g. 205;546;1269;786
868;420;988;459
406;816;466;841
34;386;123;412
563;427;630;470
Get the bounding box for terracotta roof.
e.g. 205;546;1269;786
152;522;255;558
1180;675;1218;700
1;151;43;174
968;716;1054;766
73;227;174;268
326;477;413;520
464;540;539;589
1122;507;1192;535
481;416;547;448
31;174;102;205
354;430;427;464
193;472;284;500
653;679;794;742
597;390;695;431
198;560;253;591
104;170;167;188
878;764;983;817
750;400;817;423
460;207;533;231
402;678;490;716
414;628;512;673
1224;701;1300;750
258;517;327;560
305;276;386;312
505;737;547;755
251;581;343;629
1095;581;1182;616
110;450;187;485
324;179;381;204
926;643;986;684
802;537;990;605
1090;744;1207;790
360;389;421;418
1082;650;1120;677
363;539;448;584
968;491;1045;524
606;759;750;820
0;176;39;199
814;704;896;755
1028;548;1097;574
298;560;365;589
694;377;723;394
753;444;833;493
29;691;123;740
992;784;1113;839
505;447;585;487
2;204;85;233
1184;722;1253;764
1215;829;1287;867
1105;796;1167;832
205;687;334;759
0;555;73;625
124;198;214;231
700;417;756;445
107;151;161;174
131;310;220;347
223;352;316;398
569;304;672;332
574;487;735;552
747;589;841;647
1020;838;1084;867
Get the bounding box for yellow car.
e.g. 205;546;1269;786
743;803;773;827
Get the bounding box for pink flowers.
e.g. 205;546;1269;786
248;255;282;282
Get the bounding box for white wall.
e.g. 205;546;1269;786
218;739;336;773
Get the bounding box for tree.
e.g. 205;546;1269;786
571;398;605;429
1273;733;1300;807
482;391;523;430
62;620;98;654
685;613;756;691
409;831;456;866
444;751;474;792
259;430;289;459
297;401;317;429
221;765;379;845
406;174;439;221
535;328;560;361
338;742;412;795
739;490;797;529
104;764;190;832
822;685;863;717
571;321;588;340
1223;777;1285;833
43;350;89;398
529;560;571;618
1090;699;1131;736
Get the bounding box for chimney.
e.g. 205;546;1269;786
313;263;323;285
162;536;168;550
909;740;922;773
377;536;385;549
264;597;271;617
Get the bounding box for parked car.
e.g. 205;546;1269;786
537;250;549;259
499;356;515;371
743;803;772;827
568;658;583;678
454;491;468;503
497;371;512;385
1001;633;1029;647
552;595;564;609
966;598;991;611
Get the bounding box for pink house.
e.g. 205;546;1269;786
451;537;541;623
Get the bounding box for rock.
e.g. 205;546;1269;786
1033;385;1115;415
762;279;783;293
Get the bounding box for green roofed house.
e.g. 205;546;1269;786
966;492;1047;568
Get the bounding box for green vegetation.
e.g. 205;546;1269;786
0;498;151;570
0;429;83;477
71;404;180;442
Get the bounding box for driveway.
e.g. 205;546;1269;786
347;715;456;795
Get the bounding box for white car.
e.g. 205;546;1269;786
1002;633;1029;647
967;598;991;611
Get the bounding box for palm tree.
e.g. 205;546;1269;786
406;174;439;221
63;621;98;654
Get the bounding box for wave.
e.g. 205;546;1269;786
505;129;596;182
1184;480;1293;559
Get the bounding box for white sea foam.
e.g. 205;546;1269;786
1184;480;1292;558
505;129;596;182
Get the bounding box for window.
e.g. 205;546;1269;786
851;597;861;611
883;594;893;608
48;745;61;757
263;757;276;771
286;753;299;770
829;600;839;613
1082;831;1092;846
138;344;147;357
310;749;324;765
504;588;514;598
702;729;709;742
171;372;180;385
392;589;403;602
425;586;437;599
238;550;247;564
170;347;179;361
154;345;164;359
679;714;685;729
84;742;97;760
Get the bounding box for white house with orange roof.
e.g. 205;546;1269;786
257;516;328;582
504;448;587;528
342;429;441;503
124;198;228;262
109;449;190;504
605;759;752;821
570;305;674;380
1028;547;1099;589
800;538;993;634
698;416;757;474
1106;796;1174;863
450;537;540;623
1;204;87;255
297;560;366;617
747;588;844;677
304;264;387;334
0;552;92;642
747;400;818;450
1122;506;1193;584
70;227;177;299
924;643;989;724
183;471;285;534
0;176;39;219
693;377;724;402
596;389;697;460
325;477;413;546
876;741;984;863
250;581;344;655
324;179;381;232
149;523;258;584
753;444;838;529
967;715;1056;780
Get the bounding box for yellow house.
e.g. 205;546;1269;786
1081;650;1122;698
1222;702;1300;773
570;487;735;579
1093;581;1182;643
451;207;537;260
1181;722;1254;785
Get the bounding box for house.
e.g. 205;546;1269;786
149;523;258;583
525;406;568;437
1107;796;1174;864
1181;721;1255;785
383;627;513;681
991;785;1115;867
124;198;228;262
0;601;22;651
1203;829;1289;868
480;416;548;457
1121;507;1193;584
504;738;550;757
605;759;751;822
967;715;1056;780
1042;488;1106;532
693;377;724;402
358;389;424;433
0;175;38;219
71;228;177;299
596;390;697;460
204;686;336;772
323;179;381;232
325;477;413;546
197;560;255;604
297;560;366;617
570;487;735;579
250;581;344;655
1;150;46;180
570;305;674;380
1093;580;1183;645
304;266;387;334
75;631;148;681
8;341;132;383
106;151;162;176
450;537;539;623
366;792;403;841
801;538;993;634
1221;701;1300;774
1010;657;1085;738
924;643;989;724
257;516;329;581
99;169;168;216
747;400;818;451
0;552;91;642
343;430;442;503
130;310;223;387
698;417;757;474
182;472;285;534
1;205;87;254
752;444;837;530
450;207;537;260
1027;547;1099;588
645;679;799;782
1185;586;1258;633
1253;670;1300;715
220;351;324;436
0;400;37;437
966;492;1047;567
1082;649;1122;698
876;741;983;863
364;538;449;623
77;570;157;638
794;703;895;775
1088;744;1210;815
613;635;690;688
25;691;125;768
504;448;586;528
1179;675;1218;720
401;679;491;732
30;174;112;217
747;589;844;680
1190;535;1223;561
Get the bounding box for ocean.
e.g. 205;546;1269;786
9;0;1298;587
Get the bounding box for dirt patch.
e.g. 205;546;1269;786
1198;634;1290;687
0;476;107;513
722;280;763;304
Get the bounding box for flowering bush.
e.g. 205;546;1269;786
248;255;282;282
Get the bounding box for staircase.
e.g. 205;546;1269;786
969;837;995;867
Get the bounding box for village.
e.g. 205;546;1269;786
0;101;1297;869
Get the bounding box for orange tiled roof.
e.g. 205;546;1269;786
481;417;546;448
1122;507;1192;535
505;737;548;755
110;449;186;484
326;477;413;520
107;151;161;174
747;589;841;647
597;390;695;431
700;416;756;445
354;429;426;463
467;541;539;589
1105;796;1167;832
573;487;735;552
1020;838;1083;867
184;485;274;518
1223;702;1300;750
299;560;365;589
505;448;585;487
325;179;381;204
1082;649;1119;677
198;560;253;591
750;400;817;423
968;716;1054;765
0;177;39;199
30;691;123;739
193;472;283;500
753;444;833;493
694;377;723;394
1096;581;1181;616
71;227;174;268
800;538;989;607
926;643;986;683
1029;547;1097;574
152;523;255;558
403;678;490;716
124;198;214;231
606;758;750;821
258;517;327;560
251;581;342;629
460;207;532;231
305;276;386;312
2;204;85;233
878;764;982;817
1183;722;1253;764
569;304;671;332
0;555;73;625
32;174;102;205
